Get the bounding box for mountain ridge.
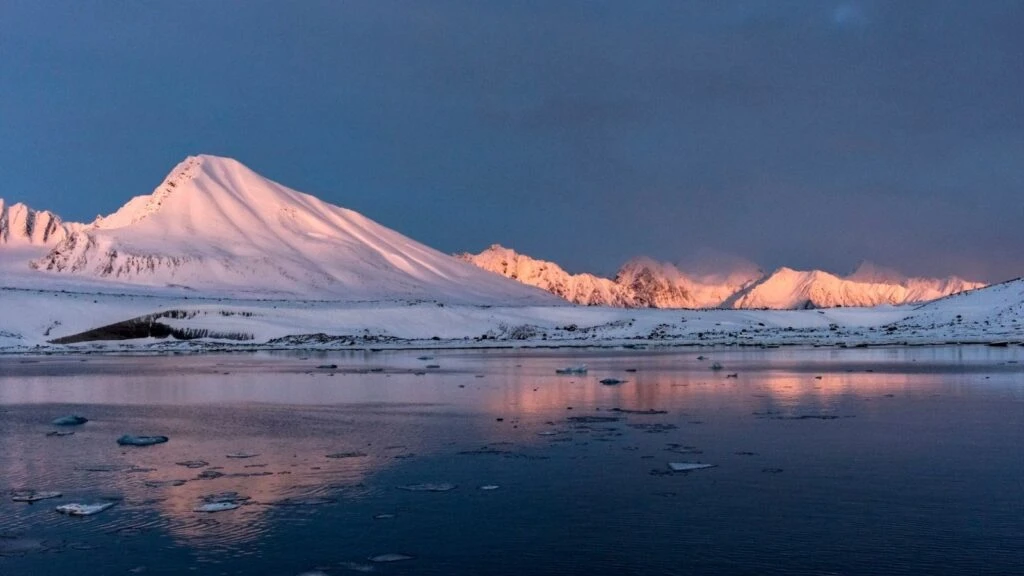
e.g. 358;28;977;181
12;155;559;305
1;154;986;309
459;245;984;310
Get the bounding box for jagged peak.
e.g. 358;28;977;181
92;155;206;229
0;198;74;246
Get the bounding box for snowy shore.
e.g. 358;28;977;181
2;278;1020;354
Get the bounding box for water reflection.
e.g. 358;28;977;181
0;346;1021;575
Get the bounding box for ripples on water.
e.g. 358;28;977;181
0;347;1021;575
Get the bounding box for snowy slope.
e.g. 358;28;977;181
460;246;978;310
28;155;558;305
846;261;983;303
732;267;985;309
897;278;1024;334
456;245;634;306
4;279;1019;351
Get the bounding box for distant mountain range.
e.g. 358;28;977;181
1;155;983;309
458;245;983;309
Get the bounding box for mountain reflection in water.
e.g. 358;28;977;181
0;347;1021;575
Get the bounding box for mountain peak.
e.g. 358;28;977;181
92;155;207;229
29;156;557;304
0;198;76;247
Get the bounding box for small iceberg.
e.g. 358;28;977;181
117;435;168;446
56;502;115;516
368;553;414;563
11;490;62;503
325;451;368;459
194;502;240;513
51;415;88;426
599;378;625;385
667;462;716;472
46;430;75;437
175;460;209;469
397;483;456;492
478;485;500;490
710;362;723;371
555;364;588;375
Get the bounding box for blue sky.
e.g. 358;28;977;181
2;1;1022;281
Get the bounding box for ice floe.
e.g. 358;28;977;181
55;502;115;516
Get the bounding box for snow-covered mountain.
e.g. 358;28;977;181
455;244;635;306
459;245;983;309
458;246;762;308
0;199;77;247
615;257;762;308
730;267;964;309
24;155;558;304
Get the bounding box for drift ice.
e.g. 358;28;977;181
56;502;115;516
117;435;169;446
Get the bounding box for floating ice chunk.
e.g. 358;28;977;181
46;430;75;437
416;355;434;361
317;364;338;369
567;416;620;424
201;491;248;504
225;452;259;458
175;460;209;469
368;553;413;562
51;415;88;426
710;362;723;371
56;502;115;516
11;491;62;503
667;462;716;472
397;483;456;492
325;451;367;459
599;378;625;385
194;502;240;513
479;485;500;490
373;513;395;519
555;364;587;375
117;435;168;446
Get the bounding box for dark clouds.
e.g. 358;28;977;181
1;1;1021;281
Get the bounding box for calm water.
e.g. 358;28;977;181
0;347;1021;575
